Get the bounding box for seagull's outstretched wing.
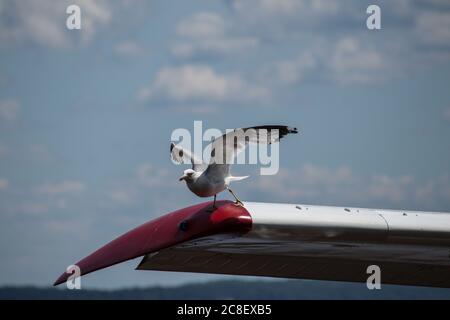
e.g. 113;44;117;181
206;125;298;178
170;143;207;172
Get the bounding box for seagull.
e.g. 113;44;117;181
171;125;298;208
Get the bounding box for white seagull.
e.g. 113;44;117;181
171;125;298;208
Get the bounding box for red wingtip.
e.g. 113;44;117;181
53;200;252;286
53;274;67;286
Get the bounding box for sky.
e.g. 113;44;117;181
0;0;450;289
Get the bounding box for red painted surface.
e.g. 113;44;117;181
53;200;252;286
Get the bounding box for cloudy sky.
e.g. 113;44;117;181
0;0;450;289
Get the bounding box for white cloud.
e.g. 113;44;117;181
0;99;20;123
253;164;357;200
230;0;353;33
109;189;136;205
0;0;142;49
228;0;450;82
170;105;219;115
172;12;259;58
43;219;91;236
368;175;414;203
231;0;340;19
0;178;8;190
263;51;317;85
16;202;49;216
263;37;386;85
176;12;225;39
139;65;269;104
329;37;385;84
415;174;450;207
36;180;85;196
235;0;302;16
136;163;172;188
115;41;144;57
415;11;450;47
249;164;450;210
99;163;183;211
171;38;258;59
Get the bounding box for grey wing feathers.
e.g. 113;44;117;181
241;125;298;143
209;125;298;165
170;143;207;172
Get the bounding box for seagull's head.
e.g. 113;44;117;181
179;169;196;182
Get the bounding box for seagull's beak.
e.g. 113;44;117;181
179;174;188;181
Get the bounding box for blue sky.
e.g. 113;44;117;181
0;0;450;289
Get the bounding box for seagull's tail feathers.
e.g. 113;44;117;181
226;175;250;184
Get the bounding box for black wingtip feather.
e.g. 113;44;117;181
288;127;299;134
242;125;299;139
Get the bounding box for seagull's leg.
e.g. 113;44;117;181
206;195;217;212
227;187;244;206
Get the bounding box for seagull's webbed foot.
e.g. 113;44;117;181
227;187;244;207
234;200;244;207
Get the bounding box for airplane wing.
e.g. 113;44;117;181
54;201;450;288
